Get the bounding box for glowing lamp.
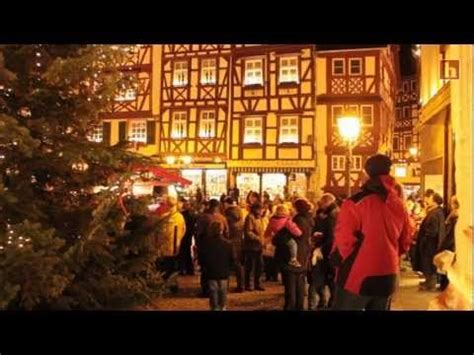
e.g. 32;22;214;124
394;165;408;178
409;146;418;157
165;156;176;165
337;116;361;143
181;155;192;165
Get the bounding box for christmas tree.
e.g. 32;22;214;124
0;45;165;310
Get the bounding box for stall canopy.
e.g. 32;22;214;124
134;165;191;187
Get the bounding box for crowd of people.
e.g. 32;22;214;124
149;154;459;311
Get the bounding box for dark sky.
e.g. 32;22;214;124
399;44;417;76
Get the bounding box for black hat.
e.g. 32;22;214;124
364;154;392;177
208;199;220;209
224;197;234;205
250;202;263;213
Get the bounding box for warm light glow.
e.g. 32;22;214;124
115;88;136;102
394;165;408;178
413;45;421;57
244;59;263;86
279;116;299;144
132;182;153;196
337;116;361;143
72;161;89;172
129;121;147;143
409;146;418;157
279;57;299;83
244;117;263;144
168;184;178;198
181;155;192;165
214;157;222;163
165;156;176;165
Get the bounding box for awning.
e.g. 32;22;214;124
134;165;191;187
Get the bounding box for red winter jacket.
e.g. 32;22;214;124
331;175;414;298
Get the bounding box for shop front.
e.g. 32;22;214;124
228;160;313;202
180;168;227;200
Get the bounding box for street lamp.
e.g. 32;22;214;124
165;156;176;165
409;146;418;158
337;116;361;197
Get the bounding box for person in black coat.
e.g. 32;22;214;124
418;191;446;291
274;198;313;310
308;193;339;310
438;195;459;290
178;198;196;276
223;197;245;292
200;221;235;311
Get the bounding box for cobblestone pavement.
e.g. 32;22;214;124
141;263;438;311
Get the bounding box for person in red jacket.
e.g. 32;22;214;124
330;154;414;310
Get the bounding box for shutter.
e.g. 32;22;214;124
119;121;127;142
147;120;156;145
102;122;111;146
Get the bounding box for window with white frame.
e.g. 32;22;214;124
244;59;263;86
243;117;263;144
115;88;136;102
332;105;344;125
361;105;374;125
332;59;345;75
279;116;298;144
129;121;147;143
201;58;216;85
199;110;216;138
332;155;362;171
349;58;362;75
89;125;103;143
171;111;187;139
173;61;188;87
331;155;346;171
279;56;299;83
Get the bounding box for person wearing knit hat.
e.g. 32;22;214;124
364;154;392;177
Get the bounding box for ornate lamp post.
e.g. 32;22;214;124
337;116;361;197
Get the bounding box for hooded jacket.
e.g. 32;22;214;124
264;215;302;238
330;175;414;297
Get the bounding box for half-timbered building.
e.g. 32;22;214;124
228;45;317;199
99;45;158;157
315;45;400;197
157;45;232;198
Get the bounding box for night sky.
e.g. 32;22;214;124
399;44;417;76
